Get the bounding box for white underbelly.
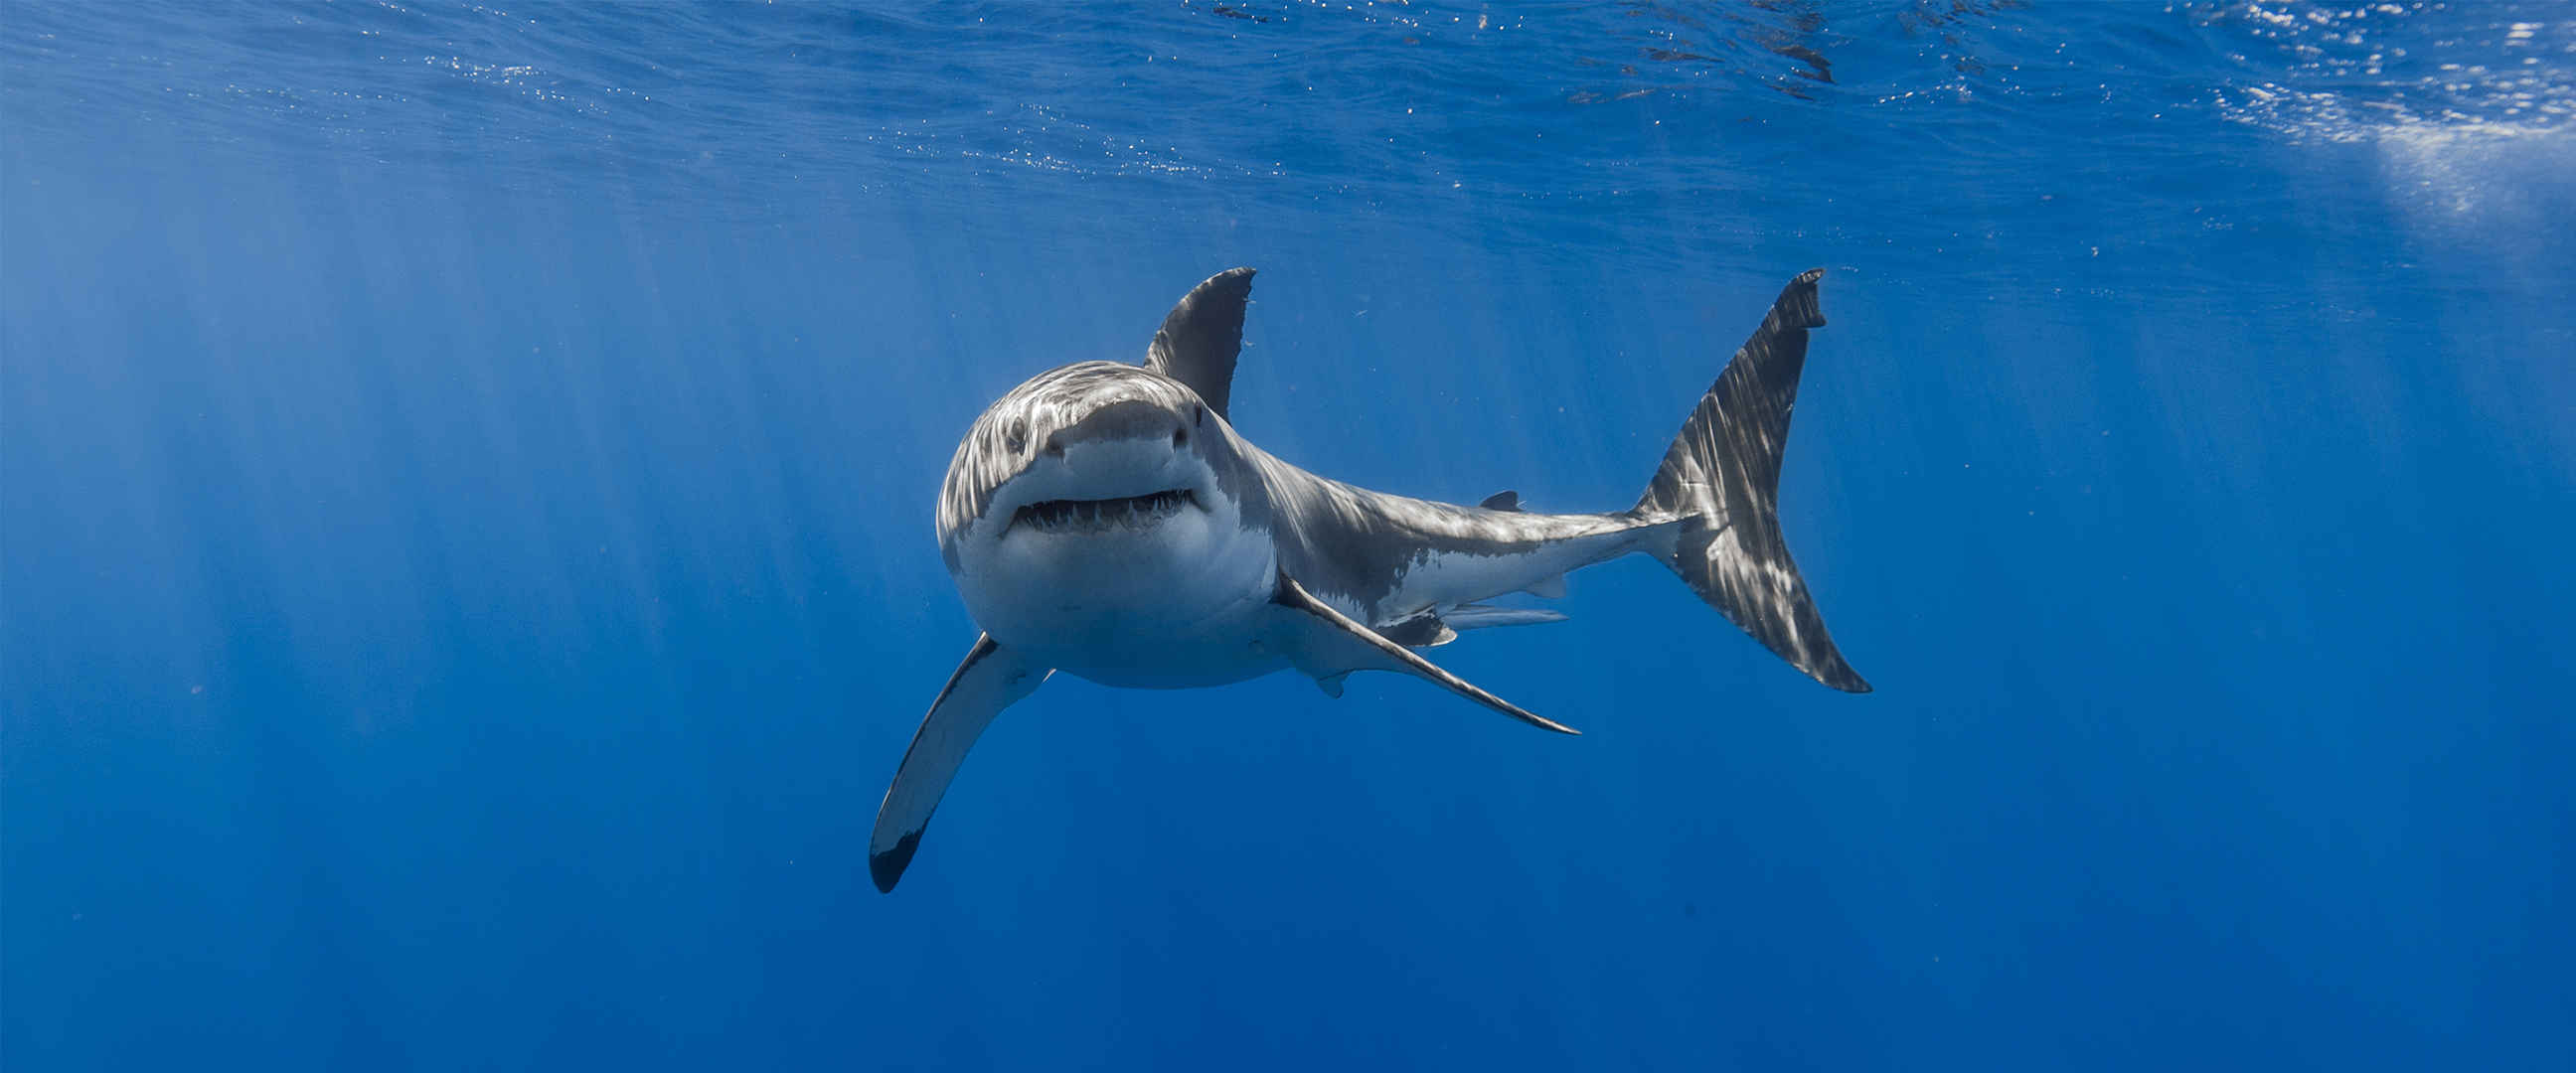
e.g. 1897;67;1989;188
951;508;1283;688
1018;596;1286;688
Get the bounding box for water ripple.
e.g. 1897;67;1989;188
4;1;2566;284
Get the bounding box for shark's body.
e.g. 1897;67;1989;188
871;267;1868;891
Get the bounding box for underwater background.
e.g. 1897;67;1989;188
5;1;2571;1069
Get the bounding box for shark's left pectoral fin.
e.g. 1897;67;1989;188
1271;575;1579;735
869;634;1051;893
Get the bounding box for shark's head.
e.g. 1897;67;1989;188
937;362;1273;652
936;361;1242;564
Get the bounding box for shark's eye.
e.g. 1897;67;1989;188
1172;425;1189;448
1004;418;1028;453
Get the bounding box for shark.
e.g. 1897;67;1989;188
869;267;1869;891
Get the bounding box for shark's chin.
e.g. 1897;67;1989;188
954;484;1281;689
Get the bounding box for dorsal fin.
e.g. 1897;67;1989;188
1479;490;1522;512
1144;267;1255;420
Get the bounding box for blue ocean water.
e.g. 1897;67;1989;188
5;1;2572;1068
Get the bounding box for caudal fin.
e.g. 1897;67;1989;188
1632;269;1870;693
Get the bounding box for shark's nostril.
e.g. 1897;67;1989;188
1172;426;1189;449
1045;437;1064;458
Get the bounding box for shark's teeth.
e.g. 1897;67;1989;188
1013;489;1198;534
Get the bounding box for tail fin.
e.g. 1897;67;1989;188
1633;268;1870;692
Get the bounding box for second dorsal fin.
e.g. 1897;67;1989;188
1143;267;1255;420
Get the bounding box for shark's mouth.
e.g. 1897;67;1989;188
1012;489;1199;534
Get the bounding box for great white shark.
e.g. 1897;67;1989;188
869;267;1869;891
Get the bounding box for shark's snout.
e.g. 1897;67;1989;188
1041;397;1203;458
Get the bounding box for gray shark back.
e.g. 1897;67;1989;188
1245;451;1648;626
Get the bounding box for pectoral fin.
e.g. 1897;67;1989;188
869;634;1051;892
1271;575;1578;735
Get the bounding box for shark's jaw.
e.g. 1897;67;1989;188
1008;488;1201;536
958;459;1280;689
